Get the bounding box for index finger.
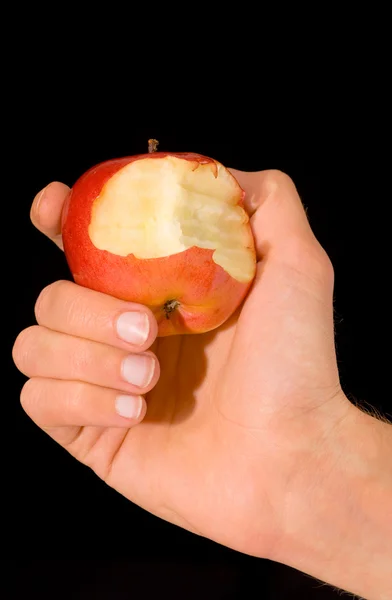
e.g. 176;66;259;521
34;280;158;352
30;181;70;250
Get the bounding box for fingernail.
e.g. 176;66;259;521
121;354;155;388
116;312;149;345
115;394;143;419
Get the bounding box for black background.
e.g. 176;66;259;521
8;111;388;599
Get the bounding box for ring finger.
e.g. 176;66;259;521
21;378;147;427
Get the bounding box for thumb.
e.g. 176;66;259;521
30;181;70;250
230;168;324;264
228;168;334;308
229;168;335;353
221;170;338;422
230;168;334;301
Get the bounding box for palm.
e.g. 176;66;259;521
63;252;341;552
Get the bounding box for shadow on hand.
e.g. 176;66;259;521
142;309;241;425
142;243;269;426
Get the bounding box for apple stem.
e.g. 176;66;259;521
163;299;180;319
148;139;159;153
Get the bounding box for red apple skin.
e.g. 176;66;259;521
61;152;256;336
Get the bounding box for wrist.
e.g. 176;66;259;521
271;400;392;600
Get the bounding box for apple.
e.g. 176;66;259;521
61;141;257;336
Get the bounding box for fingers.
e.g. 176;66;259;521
13;326;160;395
230;169;325;264
13;281;162;432
34;280;158;352
20;378;146;428
30;181;70;249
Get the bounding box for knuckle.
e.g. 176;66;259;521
318;244;334;273
20;378;41;417
35;280;70;323
287;236;335;288
12;326;41;373
69;346;93;378
304;238;335;279
262;169;296;196
65;381;88;416
36;280;109;332
65;292;99;331
318;246;335;286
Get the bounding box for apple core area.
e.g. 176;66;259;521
88;156;255;284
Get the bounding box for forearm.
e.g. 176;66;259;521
274;406;392;600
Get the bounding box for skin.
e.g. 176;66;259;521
13;170;392;599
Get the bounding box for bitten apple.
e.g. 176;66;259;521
61;143;257;336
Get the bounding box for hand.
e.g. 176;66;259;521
13;169;345;543
13;173;391;599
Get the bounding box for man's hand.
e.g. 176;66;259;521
13;172;392;600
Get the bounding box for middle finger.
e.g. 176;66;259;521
14;326;160;394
